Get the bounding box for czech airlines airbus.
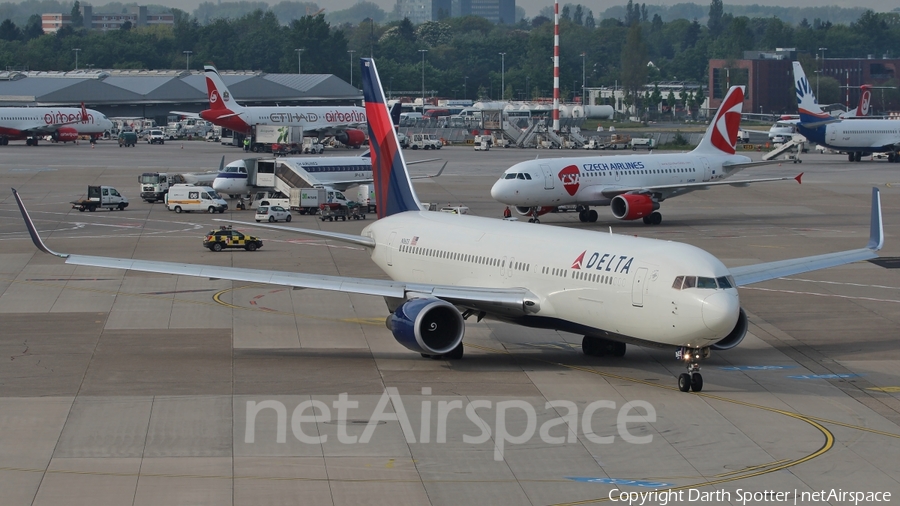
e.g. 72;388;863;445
191;65;368;148
793;62;900;163
13;58;884;392
0;103;112;146
491;86;800;225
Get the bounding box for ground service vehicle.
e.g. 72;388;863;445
291;188;351;215
71;186;129;212
253;125;301;153
118;131;137;147
630;137;656;151
256;205;292;222
166;184;227;213
139;172;171;202
250;190;291;209
147;130;165;144
319;202;365;221
203;226;263;252
356;185;377;213
604;134;631;150
409;133;442;150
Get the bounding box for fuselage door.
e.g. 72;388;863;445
631;267;648;307
386;232;396;267
700;157;711;181
541;164;555;190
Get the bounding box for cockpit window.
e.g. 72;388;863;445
504;173;516;179
697;277;717;289
673;275;735;290
516;173;526;180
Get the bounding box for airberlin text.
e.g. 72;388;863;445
44;111;94;125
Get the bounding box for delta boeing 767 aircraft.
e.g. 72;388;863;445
13;58;884;392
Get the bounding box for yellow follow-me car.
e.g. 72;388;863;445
202;226;263;252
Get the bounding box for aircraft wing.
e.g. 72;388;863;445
730;187;883;286
12;190;536;317
597;173;802;199
170;111;201;119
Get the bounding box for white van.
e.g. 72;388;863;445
399;112;423;125
166;184;228;213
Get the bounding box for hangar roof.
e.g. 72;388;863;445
0;69;361;107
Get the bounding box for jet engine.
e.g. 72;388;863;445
514;206;556;217
710;308;748;350
335;128;366;148
610;193;658;221
386;298;465;355
53;127;79;143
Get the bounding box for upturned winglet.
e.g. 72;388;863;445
868;187;884;251
12;189;68;258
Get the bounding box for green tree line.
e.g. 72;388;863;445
1;1;899;108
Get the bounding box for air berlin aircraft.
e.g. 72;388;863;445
0;103;112;146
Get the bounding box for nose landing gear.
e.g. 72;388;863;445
676;346;709;392
527;206;541;224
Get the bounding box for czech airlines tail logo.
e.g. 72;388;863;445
571;250;586;269
559;165;580;196
709;86;744;155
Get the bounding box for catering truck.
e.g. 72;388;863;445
71;186;129;212
252;125;302;153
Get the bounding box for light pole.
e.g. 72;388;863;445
183;50;192;71
389;77;393;98
295;48;305;74
817;47;827;100
581;52;586;103
72;48;81;70
419;49;428;108
348;50;356;87
499;52;506;101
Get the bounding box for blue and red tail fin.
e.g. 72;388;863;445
792;61;832;125
360;58;421;219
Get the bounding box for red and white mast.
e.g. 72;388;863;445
552;0;560;132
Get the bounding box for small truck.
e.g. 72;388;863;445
71;186;129;212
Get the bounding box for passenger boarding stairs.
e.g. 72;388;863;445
762;134;806;163
272;160;319;195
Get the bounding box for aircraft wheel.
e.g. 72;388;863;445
578;210;588;222
678;373;692;392
642;216;652;225
444;342;464;360
848;152;855;162
588;210;598;222
691;373;703;392
650;211;662;225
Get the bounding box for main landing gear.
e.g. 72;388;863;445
848;151;863;162
577;206;598;223
676;346;709;392
642;212;663;225
582;335;626;357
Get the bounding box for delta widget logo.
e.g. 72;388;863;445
559;165;580;196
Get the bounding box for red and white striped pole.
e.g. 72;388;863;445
552;0;560;132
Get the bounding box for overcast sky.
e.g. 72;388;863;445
65;0;900;19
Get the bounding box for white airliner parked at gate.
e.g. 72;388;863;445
0;103;112;146
491;86;800;225
175;65;369;148
13;58;885;392
792;62;900;163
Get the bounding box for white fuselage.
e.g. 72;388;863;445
0;107;113;139
491;152;751;207
213;156;373;195
361;211;740;349
819;119;900;150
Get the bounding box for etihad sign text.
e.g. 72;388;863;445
267;110;366;124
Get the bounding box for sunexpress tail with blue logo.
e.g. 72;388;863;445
360;58;421;219
792;61;833;125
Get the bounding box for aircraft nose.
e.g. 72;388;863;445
701;291;740;335
490;178;514;203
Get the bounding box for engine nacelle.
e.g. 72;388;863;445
514;206;555;217
53;127;79;143
335;128;366;147
386;298;465;355
711;308;748;350
611;193;658;221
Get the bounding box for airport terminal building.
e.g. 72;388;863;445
0;68;362;127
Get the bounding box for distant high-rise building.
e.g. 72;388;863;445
462;0;515;24
398;0;511;24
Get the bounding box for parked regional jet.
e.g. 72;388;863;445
793;62;900;163
13;58;885;392
491;86;800;225
0;103;112;146
178;65;368;148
